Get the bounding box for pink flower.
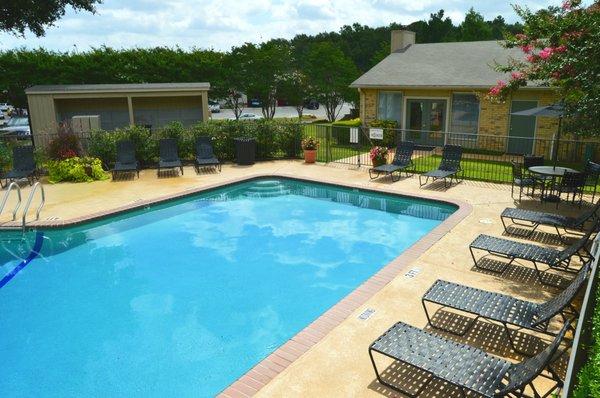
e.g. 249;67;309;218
526;54;538;63
562;0;572;11
515;33;528;41
511;71;525;80
554;45;567;53
520;44;534;54
497;80;507;88
539;47;554;60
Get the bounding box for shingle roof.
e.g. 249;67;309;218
350;40;546;89
25;82;210;94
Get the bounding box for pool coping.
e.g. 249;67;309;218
3;172;472;397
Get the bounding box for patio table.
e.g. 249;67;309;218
529;165;578;203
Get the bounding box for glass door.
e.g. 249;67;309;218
406;99;447;146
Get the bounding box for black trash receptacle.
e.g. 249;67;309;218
234;138;256;165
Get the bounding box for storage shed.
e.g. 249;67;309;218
25;82;211;138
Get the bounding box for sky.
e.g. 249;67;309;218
0;0;570;52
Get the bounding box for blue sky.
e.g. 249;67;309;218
0;0;571;52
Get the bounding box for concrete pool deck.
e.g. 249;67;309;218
0;160;586;397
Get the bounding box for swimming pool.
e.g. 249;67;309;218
0;177;456;397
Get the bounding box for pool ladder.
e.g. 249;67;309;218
21;182;45;230
0;181;45;231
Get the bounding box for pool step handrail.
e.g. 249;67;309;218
21;182;45;230
0;182;23;221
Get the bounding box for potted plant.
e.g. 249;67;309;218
369;146;388;167
301;137;319;163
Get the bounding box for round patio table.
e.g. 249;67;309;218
528;165;578;202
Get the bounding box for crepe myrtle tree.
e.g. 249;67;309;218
305;42;359;122
276;70;310;119
488;0;600;136
1;0;101;36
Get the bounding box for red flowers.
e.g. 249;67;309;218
511;71;525;81
488;80;507;97
539;47;554;59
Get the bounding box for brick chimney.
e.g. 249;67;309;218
390;30;415;53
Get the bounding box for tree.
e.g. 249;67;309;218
459;8;494;41
488;0;600;136
305;42;359;122
277;70;310;119
1;0;101;36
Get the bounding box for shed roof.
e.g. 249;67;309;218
351;40;547;89
25;82;210;95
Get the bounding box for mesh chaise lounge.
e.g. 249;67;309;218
369;321;569;398
157;138;183;176
369;141;414;182
422;260;591;354
112;140;139;179
194;136;221;173
419;144;462;188
500;200;600;240
1;145;36;187
469;225;595;285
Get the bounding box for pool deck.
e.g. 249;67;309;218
0;160;586;397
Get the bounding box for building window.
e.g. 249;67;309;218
377;91;402;125
450;94;479;136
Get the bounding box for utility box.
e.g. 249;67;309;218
71;115;100;133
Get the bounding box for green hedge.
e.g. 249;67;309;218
574;288;600;397
86;120;303;167
0;141;11;172
369;119;398;148
331;118;361;145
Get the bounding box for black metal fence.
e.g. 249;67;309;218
302;124;600;184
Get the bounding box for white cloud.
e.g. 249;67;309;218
0;0;572;52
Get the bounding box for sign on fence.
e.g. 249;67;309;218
350;127;359;144
369;128;383;140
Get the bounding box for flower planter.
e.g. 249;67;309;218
372;158;386;167
304;149;317;164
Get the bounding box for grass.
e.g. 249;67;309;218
573;287;600;397
413;154;513;183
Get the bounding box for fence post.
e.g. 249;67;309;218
325;125;330;163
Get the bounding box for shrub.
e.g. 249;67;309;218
0;141;11;172
88;126;156;167
157;121;193;158
47;132;82;160
46;157;108;183
369;119;398;148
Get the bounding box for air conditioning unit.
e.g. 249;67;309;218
71;115;100;133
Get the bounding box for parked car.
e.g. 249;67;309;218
0;103;12;113
304;99;319;110
248;98;261;107
0;116;31;139
235;113;262;121
208;100;220;113
0;113;6;126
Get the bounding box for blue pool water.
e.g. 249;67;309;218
0;178;455;397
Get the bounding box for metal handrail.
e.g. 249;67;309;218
22;182;45;230
0;182;22;221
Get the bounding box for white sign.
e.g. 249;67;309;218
369;128;384;140
349;127;359;144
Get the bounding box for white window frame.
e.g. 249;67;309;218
376;90;403;124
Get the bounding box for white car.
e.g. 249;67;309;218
0;103;11;113
208;100;220;113
237;112;262;121
0;116;31;139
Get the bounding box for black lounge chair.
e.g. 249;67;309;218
194;136;221;173
369;141;414;182
112;140;139;179
469;225;595;285
500;200;600;240
2;146;36;187
422;260;591;354
419;144;462;188
157;138;183;176
369;321;569;398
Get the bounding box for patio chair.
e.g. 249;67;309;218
556;170;586;208
422;260;591;354
369;141;414;182
112;140;139;180
500;199;600;240
583;160;600;203
194;136;221;173
510;161;537;202
369;321;569;398
157;138;183;176
524;154;550;195
469;223;596;285
418;144;462;188
2;146;37;187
